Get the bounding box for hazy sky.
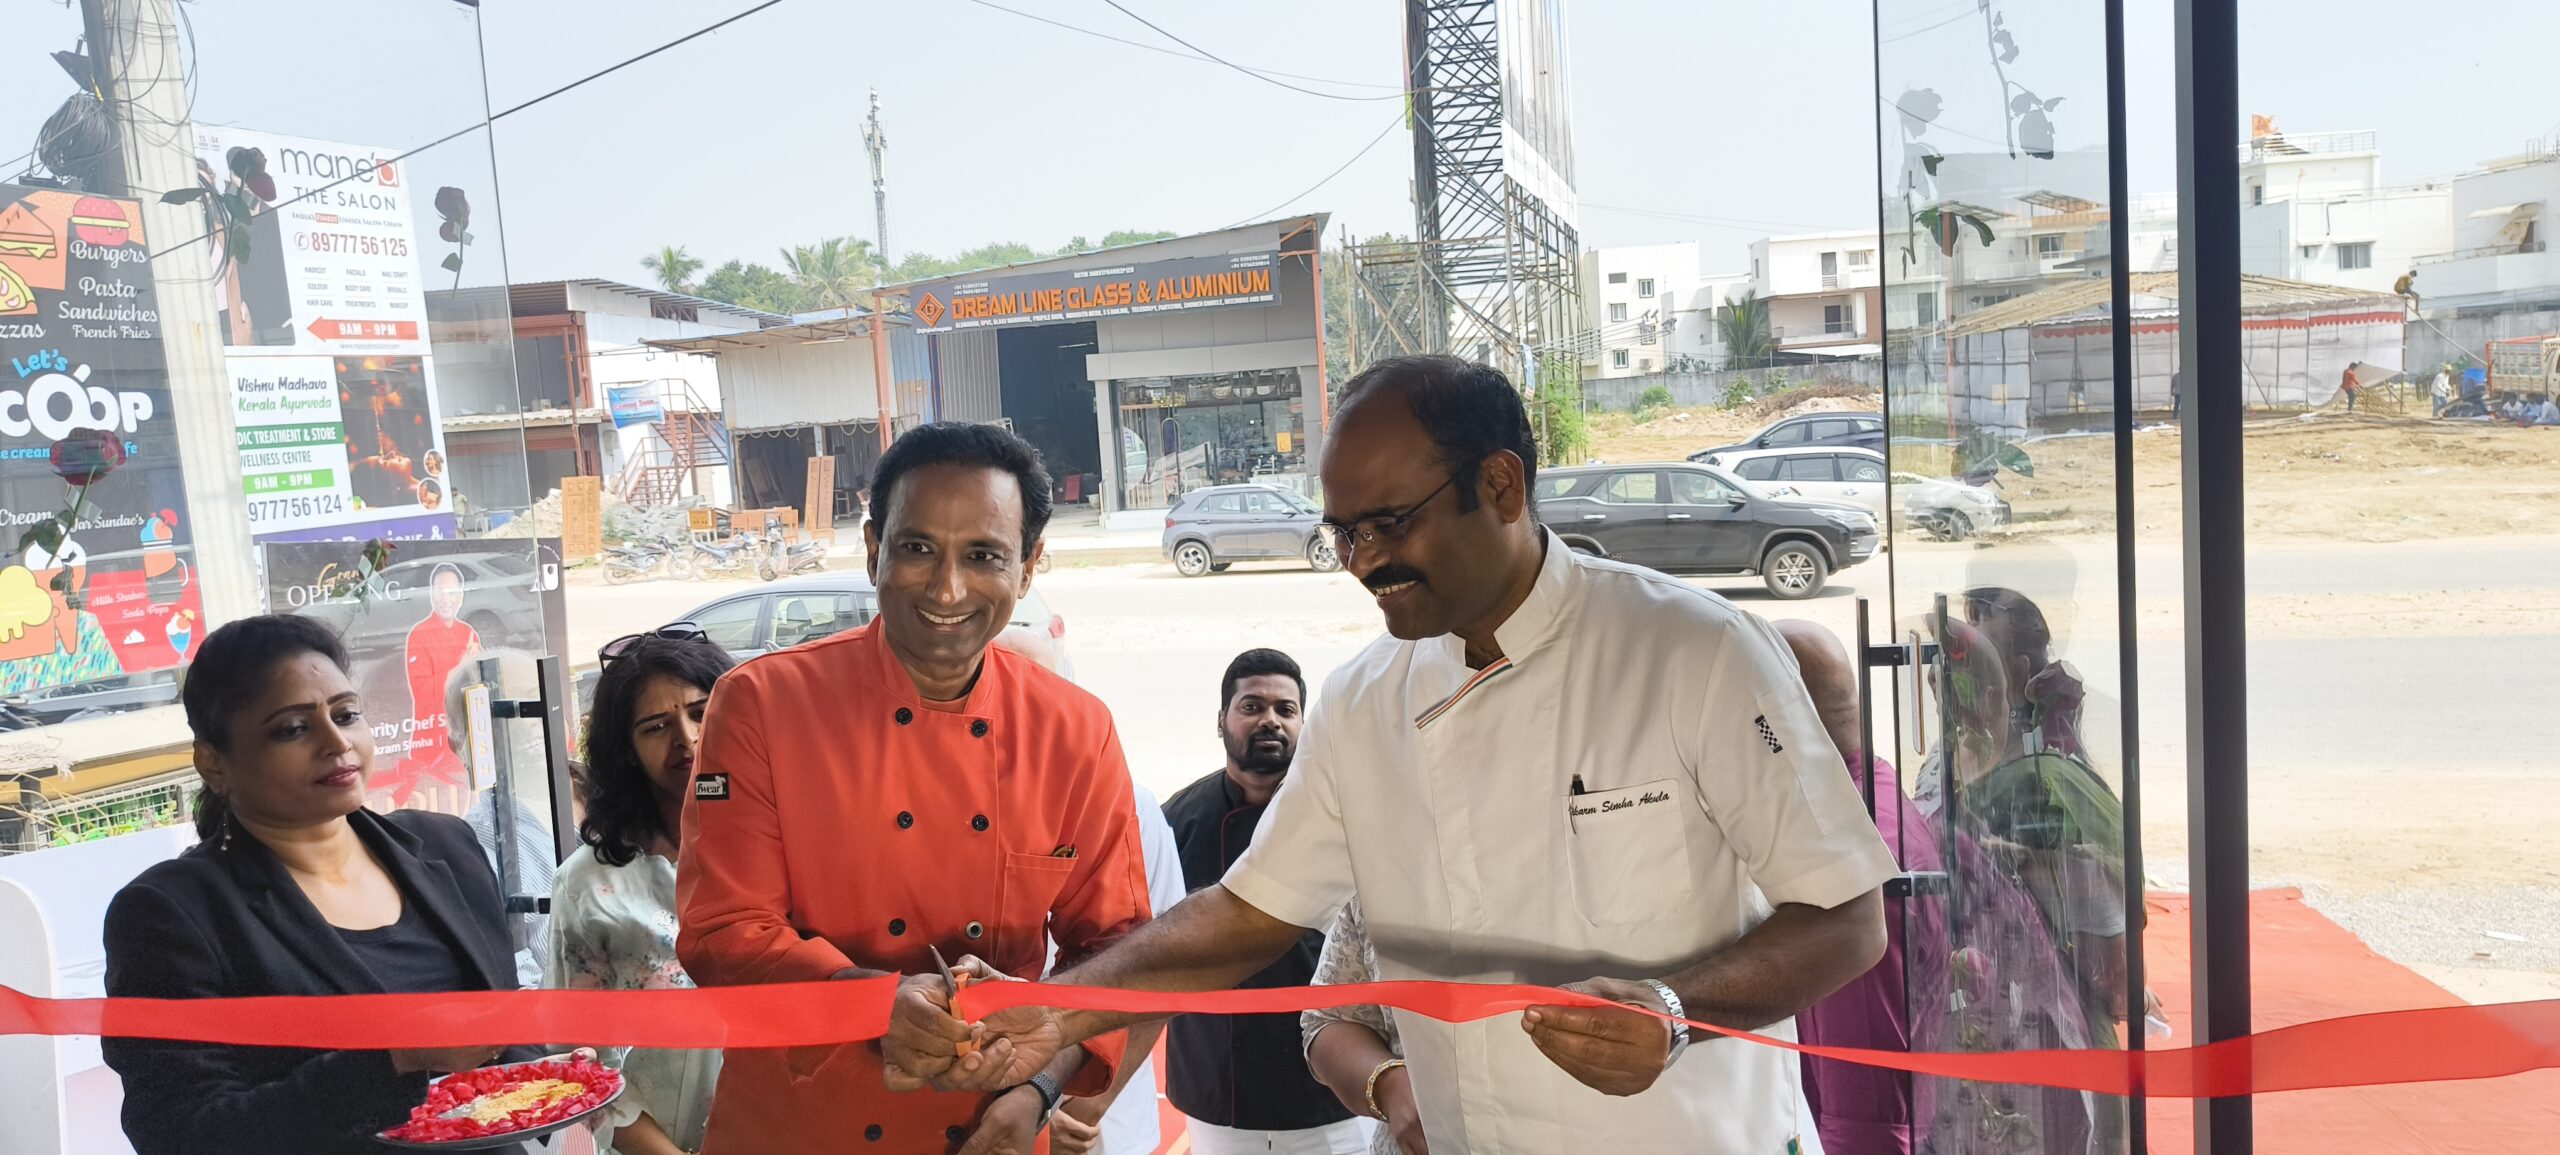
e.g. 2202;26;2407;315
5;1;2553;285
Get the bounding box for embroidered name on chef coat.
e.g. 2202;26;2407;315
1566;781;1675;829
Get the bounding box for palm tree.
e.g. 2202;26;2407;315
1717;290;1774;370
640;245;704;295
779;236;880;310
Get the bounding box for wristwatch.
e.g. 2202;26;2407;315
1022;1071;1065;1130
1640;979;1690;1066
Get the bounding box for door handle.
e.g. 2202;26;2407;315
1581;514;1607;522
1667;513;1692;520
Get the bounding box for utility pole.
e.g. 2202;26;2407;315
84;0;259;627
862;90;890;267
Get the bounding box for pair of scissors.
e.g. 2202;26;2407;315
931;945;977;1058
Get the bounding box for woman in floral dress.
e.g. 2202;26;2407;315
546;631;735;1155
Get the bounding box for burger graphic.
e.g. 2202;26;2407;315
69;197;132;247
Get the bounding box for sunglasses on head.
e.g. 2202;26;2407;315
599;621;709;665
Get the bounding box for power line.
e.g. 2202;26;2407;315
145;0;791;264
1221;112;1402;231
489;0;786;120
961;0;1397;92
1099;0;1403;103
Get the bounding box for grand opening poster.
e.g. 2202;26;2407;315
264;537;567;817
0;184;206;698
193;126;456;542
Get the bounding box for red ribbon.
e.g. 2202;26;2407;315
8;980;2557;1098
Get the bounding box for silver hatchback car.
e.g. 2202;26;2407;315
1160;484;1344;577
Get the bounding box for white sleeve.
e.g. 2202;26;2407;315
1687;613;1897;910
1129;783;1190;917
1218;697;1356;930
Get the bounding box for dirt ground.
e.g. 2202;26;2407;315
1588;391;2560;544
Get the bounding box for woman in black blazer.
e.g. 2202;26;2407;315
103;614;543;1155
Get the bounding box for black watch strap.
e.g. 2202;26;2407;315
1025;1071;1065;1129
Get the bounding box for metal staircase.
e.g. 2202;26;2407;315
614;380;731;507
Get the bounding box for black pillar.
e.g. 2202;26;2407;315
2175;0;2252;1151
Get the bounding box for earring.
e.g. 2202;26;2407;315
218;803;233;852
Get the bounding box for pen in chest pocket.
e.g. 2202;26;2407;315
1570;774;1586;796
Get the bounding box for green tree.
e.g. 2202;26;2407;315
1097;229;1178;248
698;259;806;315
640;244;704;295
781;236;880;310
1532;353;1589;466
1717;290;1774;370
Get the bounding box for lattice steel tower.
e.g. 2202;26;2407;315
1350;0;1583;399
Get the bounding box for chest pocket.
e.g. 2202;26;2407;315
1564;778;1697;927
997;852;1077;974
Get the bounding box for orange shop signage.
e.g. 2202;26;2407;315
912;250;1281;334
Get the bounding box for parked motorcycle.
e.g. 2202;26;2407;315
688;534;758;579
757;524;828;582
601;536;690;585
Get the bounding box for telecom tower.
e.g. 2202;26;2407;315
1349;0;1583;407
863;90;890;264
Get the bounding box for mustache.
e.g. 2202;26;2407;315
1363;565;1427;592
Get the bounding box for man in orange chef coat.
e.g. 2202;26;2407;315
398;563;479;783
677;422;1151;1154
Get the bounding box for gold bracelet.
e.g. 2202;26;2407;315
1364;1057;1407;1120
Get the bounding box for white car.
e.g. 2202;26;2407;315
1695;446;1890;516
1891;471;2013;541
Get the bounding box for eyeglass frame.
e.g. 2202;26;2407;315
598;621;710;665
1315;459;1482;556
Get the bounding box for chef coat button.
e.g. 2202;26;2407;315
966;920;984;939
888;918;906;936
896;811;913;829
971;814;989;832
970;719;989;738
947;1126;968;1143
894;707;913;725
864;1123;883;1141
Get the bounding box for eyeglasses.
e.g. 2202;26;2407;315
1316;468;1470;555
599;621;709;665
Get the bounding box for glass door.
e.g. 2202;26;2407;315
1873;1;2147;1150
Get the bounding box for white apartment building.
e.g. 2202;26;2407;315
1666;272;1755;368
2238;128;2451;294
1579;242;1698;377
1751;230;1882;356
2411;144;2560;310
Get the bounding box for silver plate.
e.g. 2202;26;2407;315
375;1063;624;1150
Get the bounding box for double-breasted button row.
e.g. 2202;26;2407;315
892;812;988;831
886;708;990;738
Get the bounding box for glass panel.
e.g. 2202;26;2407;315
0;2;561;1144
1876;0;2142;1150
2227;1;2560;1144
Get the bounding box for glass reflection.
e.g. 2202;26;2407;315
1875;0;2141;1150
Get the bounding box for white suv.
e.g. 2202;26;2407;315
1697;446;1890;517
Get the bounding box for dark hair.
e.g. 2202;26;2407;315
181;614;354;839
1337;354;1539;512
868;422;1054;557
579;634;736;867
1220;648;1305;713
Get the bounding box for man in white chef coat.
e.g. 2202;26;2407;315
886;354;1897;1154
